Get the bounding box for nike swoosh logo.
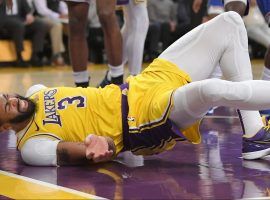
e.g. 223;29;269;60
34;121;39;131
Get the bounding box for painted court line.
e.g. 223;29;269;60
243;198;270;200
0;170;106;199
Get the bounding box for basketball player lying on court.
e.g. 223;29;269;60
1;11;270;166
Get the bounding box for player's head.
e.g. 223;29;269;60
0;93;36;131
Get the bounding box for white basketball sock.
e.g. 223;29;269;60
108;64;124;78
73;70;89;83
239;111;262;137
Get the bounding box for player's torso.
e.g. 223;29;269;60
35;87;94;141
18;86;123;152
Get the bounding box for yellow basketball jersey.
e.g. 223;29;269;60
17;85;124;154
124;58;201;155
17;58;201;157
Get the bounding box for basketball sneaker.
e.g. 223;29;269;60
260;109;270;116
75;77;90;88
242;125;270;160
237;110;270;159
98;71;123;88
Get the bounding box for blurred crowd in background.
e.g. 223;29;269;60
0;0;268;67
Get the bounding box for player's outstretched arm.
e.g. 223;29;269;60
57;135;116;166
57;141;90;166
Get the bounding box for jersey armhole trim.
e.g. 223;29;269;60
16;117;35;149
28;133;62;141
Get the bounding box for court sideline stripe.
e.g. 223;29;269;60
0;170;106;199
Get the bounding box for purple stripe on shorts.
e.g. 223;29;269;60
120;83;130;151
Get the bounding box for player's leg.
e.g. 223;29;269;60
170;79;269;128
66;1;90;87
260;47;270;115
208;0;248;79
97;0;124;87
159;11;251;81
224;0;270;118
121;0;149;75
160;11;263;139
170;78;270;159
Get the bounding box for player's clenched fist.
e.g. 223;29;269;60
84;134;115;163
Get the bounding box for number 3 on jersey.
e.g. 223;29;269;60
58;96;86;110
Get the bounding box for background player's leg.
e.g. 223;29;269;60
160;12;263;137
67;2;90;87
121;1;149;75
97;0;124;86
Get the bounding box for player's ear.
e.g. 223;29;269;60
0;123;12;132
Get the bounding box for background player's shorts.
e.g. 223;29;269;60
123;59;200;156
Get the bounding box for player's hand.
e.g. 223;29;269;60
84;134;114;163
24;14;35;25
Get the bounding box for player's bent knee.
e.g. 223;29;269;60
224;11;243;26
222;11;248;49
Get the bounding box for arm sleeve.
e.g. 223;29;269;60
20;137;60;166
25;84;47;97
